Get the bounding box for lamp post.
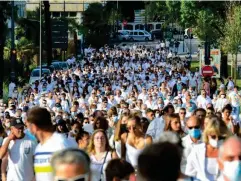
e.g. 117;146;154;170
11;1;15;81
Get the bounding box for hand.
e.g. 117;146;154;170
8;132;16;141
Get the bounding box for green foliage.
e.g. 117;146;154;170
83;3;110;48
222;5;241;55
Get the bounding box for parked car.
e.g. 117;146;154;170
29;68;51;84
128;30;152;41
52;60;69;70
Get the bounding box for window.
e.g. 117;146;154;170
129;32;133;35
139;32;144;35
134;32;138;35
52;12;60;17
156;24;161;30
69;12;77;17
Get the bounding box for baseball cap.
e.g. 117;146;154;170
10;118;24;128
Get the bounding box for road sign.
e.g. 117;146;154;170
202;66;214;77
51;19;68;49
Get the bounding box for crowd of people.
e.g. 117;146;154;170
0;43;241;181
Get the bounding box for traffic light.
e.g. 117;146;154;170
204;42;211;65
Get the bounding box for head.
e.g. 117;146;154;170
138;141;182;181
51;148;91;181
93;116;109;131
145;109;155;121
178;108;186;120
26;107;54;141
105;159;135;181
222;104;232;119
194;108;206;126
218;136;241;181
76;131;90;150
126;115;143;135
10;117;25;139
203;117;232;148
165;114;182;133
87;129;111;154
186;116;201;140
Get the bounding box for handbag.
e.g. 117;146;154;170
99;151;109;181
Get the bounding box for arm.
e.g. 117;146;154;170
0;133;15;159
146;121;155;141
1;153;8;181
145;135;153;145
111;151;119;159
120;133;127;159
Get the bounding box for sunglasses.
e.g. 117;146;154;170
54;173;89;181
180;112;186;114
210;135;226;140
188;126;200;129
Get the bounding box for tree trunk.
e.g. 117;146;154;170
43;0;52;66
0;8;5;99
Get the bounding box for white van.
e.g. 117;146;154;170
128;30;152;41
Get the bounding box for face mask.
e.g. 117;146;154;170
223;160;241;181
42;88;47;91
188;128;201;139
155;113;160;118
209;138;223;148
177;81;181;84
221;95;225;98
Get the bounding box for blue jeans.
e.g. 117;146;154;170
232;106;240;119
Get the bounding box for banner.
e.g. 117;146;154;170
199;49;221;78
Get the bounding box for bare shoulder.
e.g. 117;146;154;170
145;135;153;144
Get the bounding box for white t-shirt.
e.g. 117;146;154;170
4;134;37;181
34;132;77;181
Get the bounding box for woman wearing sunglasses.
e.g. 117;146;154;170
87;129;118;181
121;115;152;169
185;117;232;181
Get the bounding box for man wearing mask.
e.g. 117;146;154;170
181;116;202;173
217;136;241;181
0;118;37;181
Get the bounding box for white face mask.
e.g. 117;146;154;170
223;160;241;181
209;138;223;148
221;95;225;99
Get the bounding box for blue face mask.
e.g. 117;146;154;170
188;128;201;139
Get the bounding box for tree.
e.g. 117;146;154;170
82;3;110;48
0;2;12;98
222;4;241;83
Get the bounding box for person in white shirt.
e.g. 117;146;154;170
228;86;240;119
196;89;212;109
25;107;77;181
0;118;37;181
215;93;229;112
146;104;175;142
181;116;202;173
